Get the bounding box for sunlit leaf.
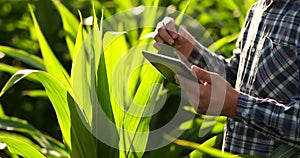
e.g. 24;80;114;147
208;33;239;52
0;135;45;158
120;51;163;157
96;33;121;157
92;4;103;73
0;46;45;70
0;70;38;97
0;103;5;117
22;90;47;97
102;31;127;127
72;10;85;62
34;72;71;150
175;0;192;25
28;4;72;94
164;134;240;158
139;0;160;38
0;63;39;83
189;135;222;157
71;9;116;157
68;94;97;158
0;116;67;157
0;69;71;150
44;135;69;157
113;0;133;11
52;0;83;59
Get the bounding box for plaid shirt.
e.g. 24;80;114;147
188;0;300;156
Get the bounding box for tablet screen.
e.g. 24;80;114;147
142;50;197;84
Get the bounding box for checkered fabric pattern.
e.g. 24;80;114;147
188;0;300;156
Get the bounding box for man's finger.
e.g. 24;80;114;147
164;19;178;39
191;65;212;83
154;34;165;44
153;42;162;50
157;26;175;45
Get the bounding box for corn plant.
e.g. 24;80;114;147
0;0;181;157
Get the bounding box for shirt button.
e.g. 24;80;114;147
250;48;256;55
241;112;247;118
230;123;234;130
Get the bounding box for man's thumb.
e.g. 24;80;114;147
191;65;211;83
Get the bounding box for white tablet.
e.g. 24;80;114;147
142;50;197;84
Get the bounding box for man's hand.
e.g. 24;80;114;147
153;17;196;59
177;65;239;118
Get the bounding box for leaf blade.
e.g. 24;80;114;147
164;134;240;158
28;4;72;94
0;135;45;158
0;45;45;70
0;69;72;150
52;0;83;59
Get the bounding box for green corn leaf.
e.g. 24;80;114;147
44;135;69;157
120;52;163;157
92;3;102;73
67;94;97;158
70;8;87;115
0;70;38;97
0;116;67;157
216;0;239;12
139;1;160;38
198;115;225;137
70;16;104;125
0;103;5;117
210;120;225;135
71;36;94;125
71;11;118;157
102;31;127;126
189;134;223;157
142;0;159;6
130;4;161;107
0;63;18;75
0;135;45;158
3;68;98;158
0;116;52;149
101;29;163;157
96;44;120;158
0;69;71;151
208;33;239;52
22;90;47;97
175;0;192;25
28;4;72;94
34;72;72;151
164;134;240;158
95;31;128;157
268;144;300;158
52;0;84;59
0;63;39;83
113;0;133;11
0;45;45;70
72;10;85;62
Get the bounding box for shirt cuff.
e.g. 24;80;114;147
236;93;257;123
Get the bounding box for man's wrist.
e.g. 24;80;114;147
224;88;240;118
